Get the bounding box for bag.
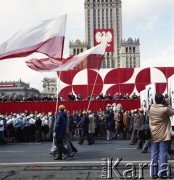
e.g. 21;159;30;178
49;137;58;154
139;124;151;140
64;140;73;155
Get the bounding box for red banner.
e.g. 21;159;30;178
0;83;16;88
94;29;114;52
0;100;140;114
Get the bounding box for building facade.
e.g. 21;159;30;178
0;80;40;100
69;39;88;56
120;38;140;68
84;0;140;68
42;77;57;96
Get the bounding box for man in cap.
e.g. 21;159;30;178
53;105;68;160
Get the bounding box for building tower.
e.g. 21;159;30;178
120;38;140;68
84;0;122;68
84;0;140;68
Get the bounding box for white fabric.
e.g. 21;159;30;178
0;14;67;55
51;43;107;71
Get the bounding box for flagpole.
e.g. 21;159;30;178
55;36;65;114
87;69;99;112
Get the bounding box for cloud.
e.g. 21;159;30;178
0;0;174;92
122;0;174;21
141;45;174;67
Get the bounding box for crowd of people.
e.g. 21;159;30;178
0;92;140;102
1;92;174;178
0;102;148;150
68;92;140;101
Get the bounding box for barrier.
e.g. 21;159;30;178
0;100;140;114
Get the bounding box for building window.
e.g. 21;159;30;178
107;59;110;68
77;49;79;54
81;49;83;52
133;47;135;53
73;49;76;54
129;47;131;53
126;47;128;53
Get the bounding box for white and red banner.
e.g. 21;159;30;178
94;29;114;52
0;14;67;60
56;67;174;100
26;43;107;72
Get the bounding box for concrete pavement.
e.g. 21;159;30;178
0;140;174;179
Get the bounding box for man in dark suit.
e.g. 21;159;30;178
53;105;68;160
78;111;91;145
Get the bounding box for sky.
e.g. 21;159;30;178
0;0;173;91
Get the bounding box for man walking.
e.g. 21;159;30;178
53;105;68;160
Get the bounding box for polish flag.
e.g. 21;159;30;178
0;14;67;60
26;43;107;72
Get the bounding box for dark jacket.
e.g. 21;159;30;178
78;114;89;133
104;110;114;131
54;110;67;140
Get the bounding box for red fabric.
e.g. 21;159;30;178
0;37;65;60
26;43;106;72
72;54;104;70
0;100;140;114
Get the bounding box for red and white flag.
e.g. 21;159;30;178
26;43;107;71
0;14;67;60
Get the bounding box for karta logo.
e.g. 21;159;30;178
94;29;114;52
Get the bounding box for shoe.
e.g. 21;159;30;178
63;153;68;160
78;142;82;145
67;153;74;157
73;149;78;153
73;150;78;156
54;157;62;160
151;175;158;179
141;150;147;153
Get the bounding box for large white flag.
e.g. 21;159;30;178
26;43;107;71
0;14;67;60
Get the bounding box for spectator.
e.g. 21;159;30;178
0;115;5;144
107;93;113;100
27;95;33;101
104;109;114;140
123;93;130;99
35;116;42;142
68;92;76;101
88;110;95;144
149;93;174;178
131;92;138;99
76;93;83;101
87;94;95;101
97;92;104;101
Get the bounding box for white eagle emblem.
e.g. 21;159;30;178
95;31;112;46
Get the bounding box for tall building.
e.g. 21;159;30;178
84;0;140;68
